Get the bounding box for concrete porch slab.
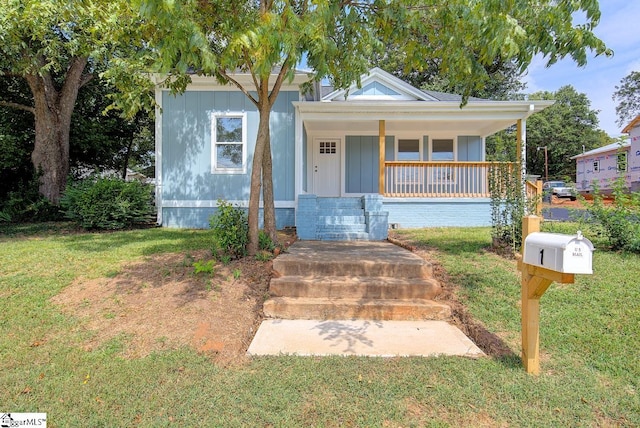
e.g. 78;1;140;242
247;319;484;358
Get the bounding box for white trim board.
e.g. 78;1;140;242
162;200;296;209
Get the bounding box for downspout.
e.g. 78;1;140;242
154;85;163;226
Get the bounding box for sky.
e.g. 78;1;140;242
523;1;640;137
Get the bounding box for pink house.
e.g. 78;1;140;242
572;114;640;195
625;115;640;192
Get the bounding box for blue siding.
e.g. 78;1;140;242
423;136;429;161
161;90;298;204
383;198;491;227
457;136;482;161
162;207;295;229
385;135;395;161
352;81;400;96
346;136;379;193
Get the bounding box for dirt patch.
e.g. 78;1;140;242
52;232;296;365
54;227;513;362
544;195;615;209
388;233;516;359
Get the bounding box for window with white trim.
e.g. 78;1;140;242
211;112;247;174
397;139;421;161
431;139;454;161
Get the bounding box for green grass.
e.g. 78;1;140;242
1;223;638;426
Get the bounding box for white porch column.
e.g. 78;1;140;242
517;118;528;199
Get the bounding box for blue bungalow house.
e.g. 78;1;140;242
155;68;551;239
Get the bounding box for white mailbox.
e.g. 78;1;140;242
523;231;594;274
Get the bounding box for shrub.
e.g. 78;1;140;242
0;179;63;223
209;200;248;260
258;230;275;252
489;163;530;253
60;178;155;230
586;178;640;252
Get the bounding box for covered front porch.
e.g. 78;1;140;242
291;68;551;237
293;112;544;237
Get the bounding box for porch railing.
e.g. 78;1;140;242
383;161;512;198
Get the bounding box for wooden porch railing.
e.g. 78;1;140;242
383;161;542;211
383;161;512;198
525;179;543;216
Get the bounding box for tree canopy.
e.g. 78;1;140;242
487;85;611;181
119;0;611;252
612;70;640;127
0;1;142;204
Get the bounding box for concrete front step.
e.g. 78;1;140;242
316;197;363;209
317;209;365;217
319;232;371;241
317;215;366;225
270;275;441;300
318;224;367;232
263;297;452;321
273;257;432;278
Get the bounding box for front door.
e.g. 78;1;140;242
313;138;340;196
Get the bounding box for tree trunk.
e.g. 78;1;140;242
247;102;271;255
122;137;135;180
262;132;278;244
25;57;89;205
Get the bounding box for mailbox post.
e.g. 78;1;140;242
517;216;594;375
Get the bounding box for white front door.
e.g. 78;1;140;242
313;138;340;196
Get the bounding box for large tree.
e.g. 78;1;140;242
0;1;136;204
526;86;610;180
124;0;610;254
373;45;526;100
612;70;640;127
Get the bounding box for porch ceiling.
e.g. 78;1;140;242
295;100;554;138
302;118;516;137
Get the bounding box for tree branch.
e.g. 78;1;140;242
79;72;94;88
268;58;291;107
0;100;35;114
242;47;260;93
218;68;259;107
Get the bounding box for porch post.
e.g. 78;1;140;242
379;120;385;195
517;118;527;198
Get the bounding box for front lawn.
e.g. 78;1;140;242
1;223;638;426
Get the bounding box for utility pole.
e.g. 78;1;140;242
537;146;548;182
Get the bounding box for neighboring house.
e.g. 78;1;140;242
572;114;640;196
155;67;552;239
624;114;640;192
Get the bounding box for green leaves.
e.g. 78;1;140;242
612;71;640;127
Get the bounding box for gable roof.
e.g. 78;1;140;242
323;67;440;102
622;114;640;134
571;141;631;159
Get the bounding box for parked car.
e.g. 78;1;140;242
543;181;577;201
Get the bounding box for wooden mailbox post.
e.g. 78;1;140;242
517;215;594;375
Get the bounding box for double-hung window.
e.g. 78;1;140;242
431;139;454;161
397;139;421;161
212;112;247;174
431;139;455;182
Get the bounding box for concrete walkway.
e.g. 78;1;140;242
248;319;484;357
249;240;484;358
